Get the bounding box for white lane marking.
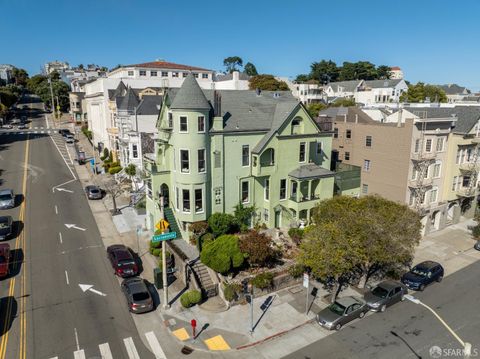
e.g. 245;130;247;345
145;331;167;359
124;337;140;359
74;327;80;351
65;223;86;231
47;357;58;359
73;350;85;359
55;205;58;214
50;136;77;180
65;140;75;165
55;187;74;193
59;232;63;244
78;284;107;297
52;178;76;193
65;270;69;285
45;115;50;129
99;343;113;359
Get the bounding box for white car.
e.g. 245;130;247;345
2;124;13;129
65;135;75;144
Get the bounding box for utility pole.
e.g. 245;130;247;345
160;196;170;309
48;77;55;117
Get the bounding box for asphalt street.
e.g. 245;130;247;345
283;258;480;359
0;97;154;359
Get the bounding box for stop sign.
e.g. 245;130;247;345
191;319;197;328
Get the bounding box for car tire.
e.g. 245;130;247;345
380;305;386;313
419;284;425;291
359;311;365;318
437;276;443;283
400;294;405;301
335;323;342;331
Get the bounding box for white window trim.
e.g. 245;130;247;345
316;141;322;155
194;188;204;214
425;138;433;153
241;181;250;204
182;189;191;213
198;148;206;174
179;148;190;174
279;178;288;201
179;116;188;133
429;187;438;204
436;137;445;152
299;142;306;163
363;159;371;172
264;178;270;201
433;162;442;178
197;116;206;133
242;145;250;167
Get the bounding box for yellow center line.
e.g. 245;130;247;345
0;134;29;359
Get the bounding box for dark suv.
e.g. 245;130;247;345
107;245;138;278
401;261;444;291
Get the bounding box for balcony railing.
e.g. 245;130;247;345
411;151;436;161
408;178;433;188
459;162;480;172
456;187;476;197
289;194;320;203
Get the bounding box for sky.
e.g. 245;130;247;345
1;0;480;91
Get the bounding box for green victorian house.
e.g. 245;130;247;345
144;73;337;237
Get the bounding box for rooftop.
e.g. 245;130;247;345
123;61;211;72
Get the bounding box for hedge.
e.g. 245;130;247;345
180;290;202;308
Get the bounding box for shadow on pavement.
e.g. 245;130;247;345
0;296;18;336
146;281;161;309
8;248;24;278
11;220;24;240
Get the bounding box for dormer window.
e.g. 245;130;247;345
291;118;302;135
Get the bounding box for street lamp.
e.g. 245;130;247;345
404;294;472;358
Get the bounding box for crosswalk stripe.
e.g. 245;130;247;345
145;332;167;359
73;349;86;359
47;357;58;359
99;343;113;359
123;337;140;359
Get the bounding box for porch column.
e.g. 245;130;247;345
295;180;299;202
308;180;313;200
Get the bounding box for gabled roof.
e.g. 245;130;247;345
109;80;127;100
125;61;211;72
116;87;140;111
403;106;480;134
137;95;162;116
327;80;364;93
364;79;404;88
170;73;210;110
436;84;471;95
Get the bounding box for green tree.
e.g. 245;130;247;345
248;75;289;91
78;64;84;70
12;68;29;86
233;203;256;232
294;74;310;83
244;62;258;76
223;56;243;73
26;74;47;92
125;163;137;190
331;98;356;107
208;213;237;237
377;65;392;80
239;230;276;267
400;82;448;103
200;235;245;274
306;103;327;118
310;60;339;83
0;88;18;108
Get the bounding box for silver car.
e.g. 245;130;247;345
316;296;369;330
0;189;14;209
121;277;154;314
364;280;407;312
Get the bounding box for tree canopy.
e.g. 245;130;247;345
26;73;70;110
248;75;289;91
243;62;258;76
400;82;448;103
223;56;243;73
299;195;421;302
12;67;29;86
297;60;391;83
200;234;245;274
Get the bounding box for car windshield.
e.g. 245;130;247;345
372;286;389;298
0;194;13;201
118;260;135;267
0;221;9;228
411;267;428;276
329;302;346;316
90;189;100;193
132;292;150;301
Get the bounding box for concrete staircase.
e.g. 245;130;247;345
191;261;217;298
163;207;182;239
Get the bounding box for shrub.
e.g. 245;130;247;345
239;230;275;267
151;248;161;257
103;148;109;160
223;283;237;302
109;166;122;175
180;290;202;308
200;233;215;250
208;213;237;237
251;272;274;290
110;161;120;167
288;264;305;278
233;203;256;232
189;221;209;246
200;235;245;274
288;228;304;245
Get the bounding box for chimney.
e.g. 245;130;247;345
233;71;240;82
214;91;222;116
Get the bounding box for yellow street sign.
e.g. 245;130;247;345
155;219;169;232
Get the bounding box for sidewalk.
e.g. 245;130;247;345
69;129;480;358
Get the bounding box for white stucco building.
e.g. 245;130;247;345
390;66;404;79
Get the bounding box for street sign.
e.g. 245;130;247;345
152;231;177;243
303;272;309;288
155;219;169;232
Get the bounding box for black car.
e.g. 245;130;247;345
121;277;154;314
59;129;72;137
401;261;444;291
474;241;480;251
85;185;102;200
0;216;12;240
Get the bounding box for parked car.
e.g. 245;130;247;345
316;296;369;330
401;261;444;291
2;124;13;129
0;243;10;277
65;135;75;144
59;129;72;137
121;277;154;314
0;189;15;209
474;241;480;251
85;185;102;200
0;216;13;240
17;123;28;129
107;244;138;277
364;281;407;312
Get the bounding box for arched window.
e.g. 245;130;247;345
291;117;302;135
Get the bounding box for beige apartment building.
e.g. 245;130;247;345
317;106;480;235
